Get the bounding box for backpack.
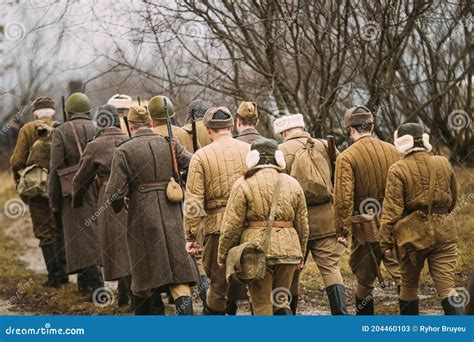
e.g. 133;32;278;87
16;121;52;199
290;138;332;205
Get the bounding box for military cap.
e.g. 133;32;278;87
186;100;209;123
128;105;151;123
273;114;305;134
65;92;92;114
94;104;120;128
203;107;234;129
107;94;133;110
148;95;175;120
246;138;285;170
32;96;55;112
344;105;374;128
237;101;258;120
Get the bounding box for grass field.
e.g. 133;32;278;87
0;167;472;315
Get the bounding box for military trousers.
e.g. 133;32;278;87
350;242;401;299
398;242;458;301
29;196;60;247
202;234;228;311
291;235;344;295
249;264;296;315
133;283;191;299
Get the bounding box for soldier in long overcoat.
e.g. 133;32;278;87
48;92;103;297
72;104;131;306
106;106;197;315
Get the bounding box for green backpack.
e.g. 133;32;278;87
16;122;52;199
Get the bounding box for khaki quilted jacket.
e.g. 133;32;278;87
184;135;250;241
154;123;194;153
218;168;309;265
379;151;457;249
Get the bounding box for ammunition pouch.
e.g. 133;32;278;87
349;214;380;245
57;163;79;197
226;242;267;285
166;177;184;203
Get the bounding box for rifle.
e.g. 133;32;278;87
137;96;141;106
164;98;182;187
327;135;337;183
61;96;67;122
122;115;132;138
190;108;199;153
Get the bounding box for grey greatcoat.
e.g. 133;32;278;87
72;127;130;281
106;127;197;293
235;127;263;144
48;113;102;274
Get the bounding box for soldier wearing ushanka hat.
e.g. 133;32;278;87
235;101;263;144
380;123;462;315
10;96;68;289
184;106;250;315
333;105;401;315
275;113;347;316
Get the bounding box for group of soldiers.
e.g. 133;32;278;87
9;91;466;315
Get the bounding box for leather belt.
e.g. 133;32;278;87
247;220;294;228
132;181;168;193
206;207;226;215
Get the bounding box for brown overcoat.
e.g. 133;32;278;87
106;127;197;293
48;113;102;274
72;126;130;281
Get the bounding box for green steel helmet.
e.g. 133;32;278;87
65;92;92;114
148;95;175;120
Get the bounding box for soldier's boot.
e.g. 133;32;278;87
326;284;348;315
355;296;374;315
133;295;152;315
175;296;194;315
117;275;132;307
225;300;238;315
274;308;293;315
198;275;209;311
166;289;175;305
150;291;165;315
290;294;299;315
399;299;419;315
52;238;68;285
40;244;60;288
77;266;104;301
441;297;463;315
203;306;226;315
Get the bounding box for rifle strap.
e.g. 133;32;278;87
427;158;437;227
264;176;282;253
69;122;83;156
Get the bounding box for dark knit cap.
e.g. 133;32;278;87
94;104;120;128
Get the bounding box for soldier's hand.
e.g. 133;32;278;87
185;242;198;256
384;248;393;259
218;262;224;268
295;261;304;270
337;236;348;247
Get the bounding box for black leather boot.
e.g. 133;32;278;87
225;300;238;315
40;244;60;288
175;296;194;315
399;298;419;315
52;238;68;284
290;294;299;315
441;297;463;315
274;308;293;315
133;295;152;315
77;266;104;301
150;290;165;315
117;275;132;307
356;296;374;315
326;284;348;315
203;306;226;315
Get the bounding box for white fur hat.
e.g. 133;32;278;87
107;94;133;110
394;123;432;155
273;114;305;134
